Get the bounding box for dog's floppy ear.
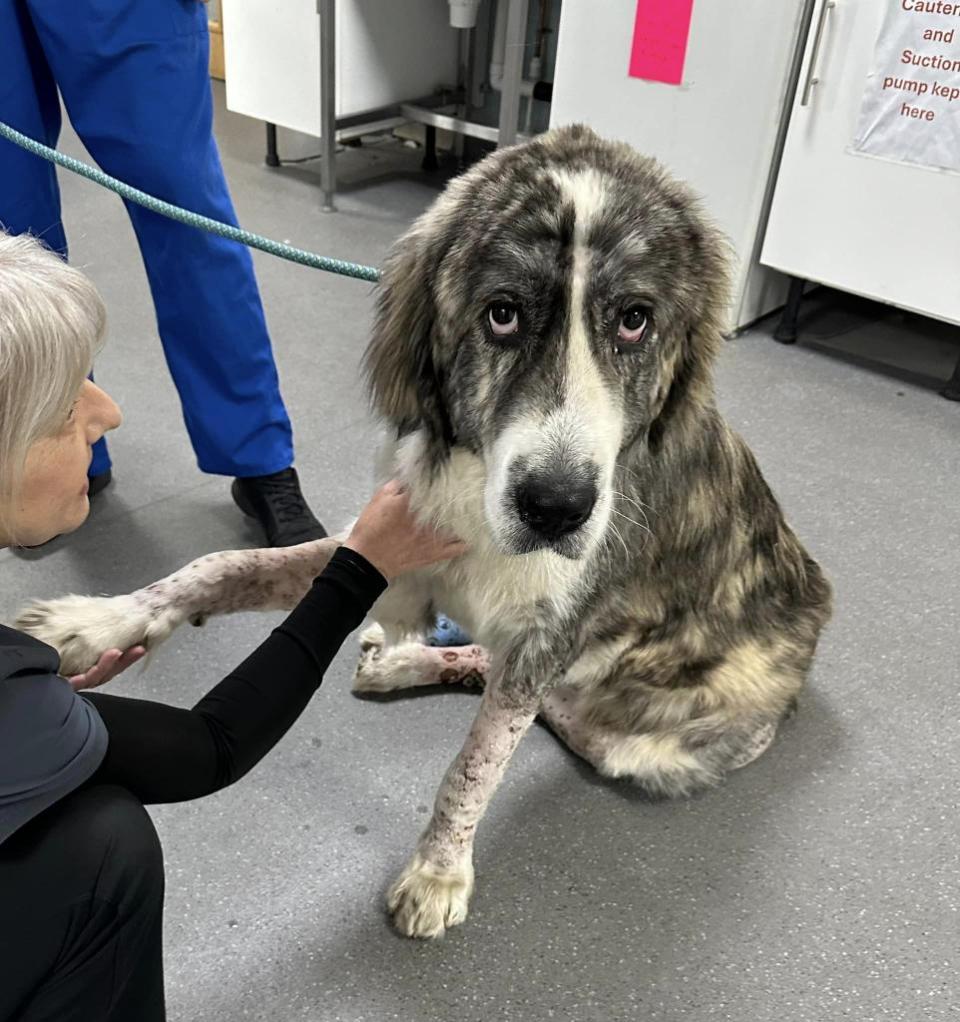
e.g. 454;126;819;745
362;225;450;441
647;221;731;452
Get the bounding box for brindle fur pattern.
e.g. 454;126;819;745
364;124;832;788
15;125;831;938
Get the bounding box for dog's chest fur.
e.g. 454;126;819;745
387;434;584;647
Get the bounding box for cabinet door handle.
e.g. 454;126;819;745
801;0;836;106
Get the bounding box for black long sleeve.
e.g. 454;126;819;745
83;547;386;804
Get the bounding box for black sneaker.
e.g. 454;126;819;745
231;467;328;547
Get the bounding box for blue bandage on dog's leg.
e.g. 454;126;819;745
427;615;473;647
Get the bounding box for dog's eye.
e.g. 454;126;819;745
488;301;520;338
617;305;649;347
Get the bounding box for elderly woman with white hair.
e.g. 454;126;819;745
0;232;464;1022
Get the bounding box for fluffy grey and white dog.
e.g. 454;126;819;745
17;125;832;939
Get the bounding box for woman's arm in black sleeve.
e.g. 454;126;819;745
83;547;386;804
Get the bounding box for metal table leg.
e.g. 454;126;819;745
942;350;960;401
422;125;439;171
318;0;336;212
265;123;280;167
497;0;529;147
774;276;806;344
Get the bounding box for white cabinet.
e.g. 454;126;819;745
222;0;460;137
761;0;960;327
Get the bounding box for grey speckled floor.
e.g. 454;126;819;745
2;86;959;1022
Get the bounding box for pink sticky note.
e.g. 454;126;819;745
628;0;695;86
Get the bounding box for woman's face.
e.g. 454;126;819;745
2;380;121;547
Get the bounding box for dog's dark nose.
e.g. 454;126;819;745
516;477;597;539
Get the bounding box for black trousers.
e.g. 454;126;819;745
0;785;166;1022
0;552;384;1020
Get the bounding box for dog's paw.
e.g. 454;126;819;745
359;623;385;653
353;646;420;694
354;624;388;694
14;594;178;676
353;632;429;695
353;643;437;694
387;853;475;939
353;642;389;694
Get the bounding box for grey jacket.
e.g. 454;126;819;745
0;625;106;844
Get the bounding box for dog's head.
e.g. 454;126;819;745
364;124;731;560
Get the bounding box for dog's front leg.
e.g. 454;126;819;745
387;678;538;938
366;572;436;646
387;630;567;939
14;537;342;675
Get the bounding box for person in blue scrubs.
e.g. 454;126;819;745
0;0;325;546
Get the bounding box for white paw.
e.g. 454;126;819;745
387;853;475;939
353;644;428;694
15;594;179;676
359;623;385;653
353;643;388;693
353;626;431;694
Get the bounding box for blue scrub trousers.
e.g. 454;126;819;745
0;0;294;478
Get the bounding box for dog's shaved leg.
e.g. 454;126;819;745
15;537;342;675
140;537;343;617
388;682;537;938
353;629;490;694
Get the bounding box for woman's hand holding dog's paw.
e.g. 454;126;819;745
66;645;148;690
14;593;179;677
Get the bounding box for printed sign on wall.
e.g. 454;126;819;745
628;0;696;85
851;0;960;172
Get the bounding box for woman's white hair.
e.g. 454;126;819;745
0;231;105;532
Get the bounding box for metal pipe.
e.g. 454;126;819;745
401;103;529;145
491;76;546;98
535;0;550;59
449;0;481;28
497;0;530;146
318;0;336;212
490;0;509;88
265;122;280;167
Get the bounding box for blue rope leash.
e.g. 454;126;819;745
0;119;382;284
